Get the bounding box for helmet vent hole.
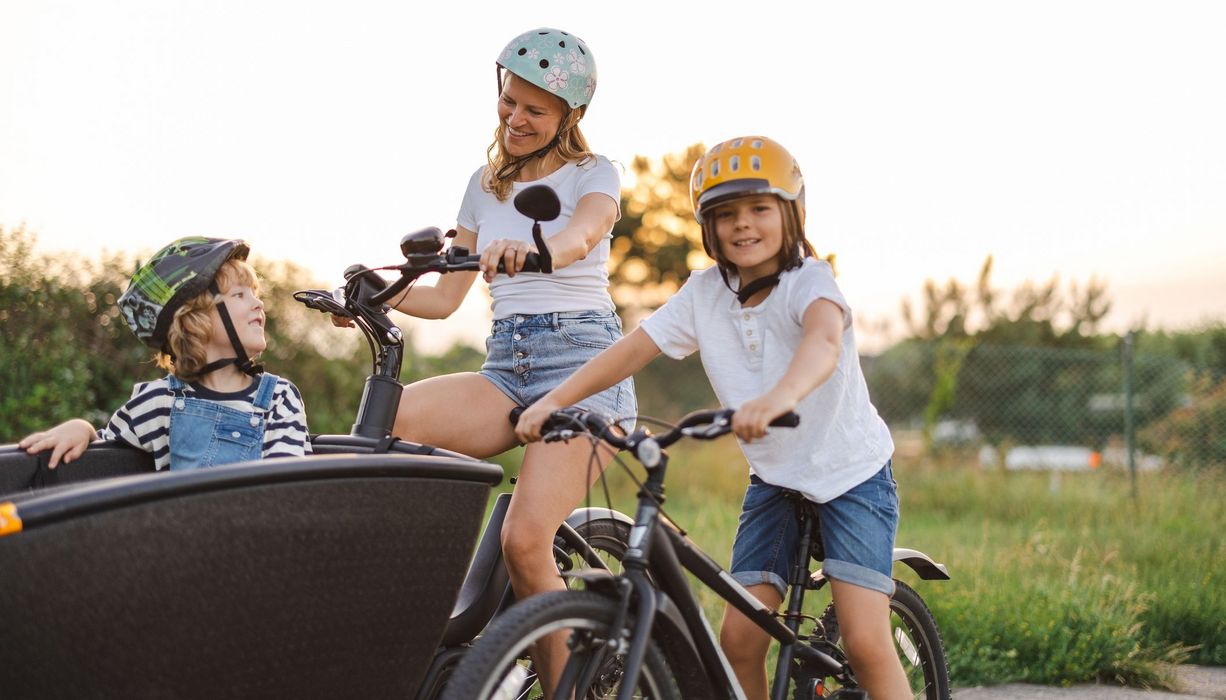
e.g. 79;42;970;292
540;59;549;68
559;41;566;47
578;46;585;54
751;156;762;171
518;48;527;56
711;161;719;177
732;138;743;148
752;139;763;149
730;155;740;171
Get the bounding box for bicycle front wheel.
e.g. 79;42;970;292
440;590;681;700
819;579;950;700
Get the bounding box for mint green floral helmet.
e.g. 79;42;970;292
497;27;597;111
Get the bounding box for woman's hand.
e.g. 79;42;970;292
18;419;96;469
330;314;354;328
732;392;796;443
515;397;563;444
480;238;538;283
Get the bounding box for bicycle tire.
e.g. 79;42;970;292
816;579;950;700
439;590;682;700
565;518;631;576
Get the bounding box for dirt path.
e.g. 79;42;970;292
952;666;1226;700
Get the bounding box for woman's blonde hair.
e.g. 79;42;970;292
155;258;260;382
483;75;594;201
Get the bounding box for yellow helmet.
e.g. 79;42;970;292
689;136;804;224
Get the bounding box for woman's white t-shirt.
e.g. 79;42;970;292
457;155;621;319
639;259;894;503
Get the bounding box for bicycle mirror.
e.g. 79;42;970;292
400;227;444;257
513;185;561;223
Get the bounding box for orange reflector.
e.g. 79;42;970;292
1089;451;1102;469
0;502;22;536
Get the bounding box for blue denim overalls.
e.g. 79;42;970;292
165;372;280;471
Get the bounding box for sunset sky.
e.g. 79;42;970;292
3;0;1224;353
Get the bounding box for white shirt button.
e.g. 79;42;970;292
746;329;753;336
750;343;758;351
513;333;522;341
743;313;751;320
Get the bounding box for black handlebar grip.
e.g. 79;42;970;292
508;406;525;427
494;252;544;274
769;412;801;428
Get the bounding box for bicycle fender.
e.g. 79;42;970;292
809;547;950;586
565;506;634;530
893;547;950;580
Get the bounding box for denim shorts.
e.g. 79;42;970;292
479;311;637;425
728;462;898;598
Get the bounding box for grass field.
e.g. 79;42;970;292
493;438;1224;689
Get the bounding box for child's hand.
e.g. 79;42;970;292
515;398;563;444
18;419;96;469
732;393;797;443
330;314;354;328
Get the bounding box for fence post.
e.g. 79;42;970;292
1123;330;1137;501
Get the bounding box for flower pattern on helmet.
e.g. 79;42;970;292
544;66;569;92
567;51;586;74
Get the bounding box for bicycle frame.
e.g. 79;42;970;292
558;429;949;700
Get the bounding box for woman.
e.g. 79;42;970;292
385;27;634;691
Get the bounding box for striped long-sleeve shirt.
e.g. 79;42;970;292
99;374;312;471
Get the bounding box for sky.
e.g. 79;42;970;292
3;0;1224;353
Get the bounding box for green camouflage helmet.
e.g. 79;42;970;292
497;27;597;110
117;237;249;350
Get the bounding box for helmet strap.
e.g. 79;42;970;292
734;273;782;305
206;281;264;377
495;129;565;182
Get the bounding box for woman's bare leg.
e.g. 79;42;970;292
502;438;616;698
392;372;519;457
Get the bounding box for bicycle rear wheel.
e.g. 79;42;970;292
440;590;681;700
817;580;950;700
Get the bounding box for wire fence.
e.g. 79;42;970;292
863;337;1226;473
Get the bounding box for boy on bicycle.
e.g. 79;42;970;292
516;137;911;699
20;237;311;471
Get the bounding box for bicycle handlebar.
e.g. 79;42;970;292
367;248;547;307
509;406;800;463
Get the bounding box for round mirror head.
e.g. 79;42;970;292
514;184;561;222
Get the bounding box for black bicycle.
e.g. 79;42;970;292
293;184;635;699
442;407;952;700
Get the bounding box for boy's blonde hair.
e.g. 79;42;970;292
155;258;260;382
483;75;594;202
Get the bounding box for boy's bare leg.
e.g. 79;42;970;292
830;579;912;700
719;583;783;700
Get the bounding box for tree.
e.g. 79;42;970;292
868;256;1141;448
607;145;711;323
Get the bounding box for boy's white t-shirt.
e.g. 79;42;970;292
639;259;894;503
457;155;620;319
